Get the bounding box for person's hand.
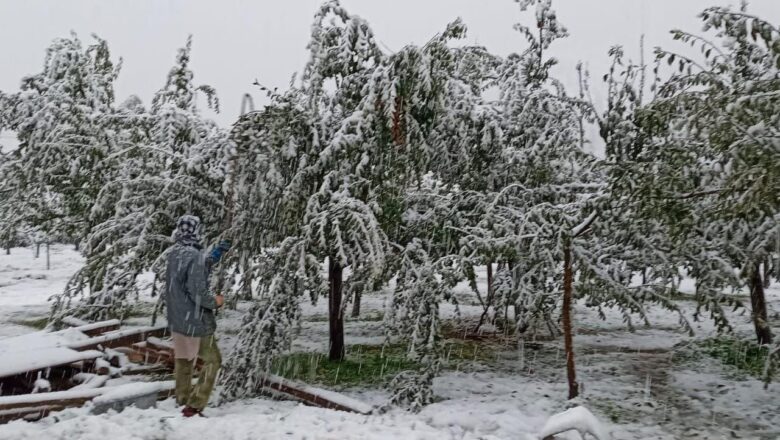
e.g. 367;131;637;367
215;294;225;308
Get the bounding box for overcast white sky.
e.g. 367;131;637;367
0;0;778;141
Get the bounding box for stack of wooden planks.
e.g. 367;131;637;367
0;318;373;423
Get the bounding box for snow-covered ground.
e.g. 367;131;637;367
1;245;778;439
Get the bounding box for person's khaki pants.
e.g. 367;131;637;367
174;334;222;410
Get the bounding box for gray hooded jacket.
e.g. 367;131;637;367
165;243;217;337
165;215;224;337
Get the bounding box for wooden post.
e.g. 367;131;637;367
329;258;345;362
562;241;579;399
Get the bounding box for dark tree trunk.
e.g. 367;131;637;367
750;263;772;345
763;259;771;289
562;242;579;399
46;242;51;271
74;239;80;252
351;291;361;318
35;243;40;259
4;246;9;255
329;258;345;361
241;251;253;300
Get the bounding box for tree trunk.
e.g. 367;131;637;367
329;258;345;361
487;261;494;301
763;259;771;289
4;246;8;255
241;251;253;300
46;242;51;271
35;243;40;259
351;291;361;318
562;242;579;399
474;260;495;333
749;263;772;345
74;239;80;252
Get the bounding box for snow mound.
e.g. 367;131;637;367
537;406;608;440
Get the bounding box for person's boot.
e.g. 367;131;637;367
181;406;204;418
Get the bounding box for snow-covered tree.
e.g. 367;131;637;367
0;34;121;244
220;2;471;405
50;37;231;322
299;2;467;361
622;4;779;345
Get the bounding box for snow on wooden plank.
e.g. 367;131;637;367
0;348;104;379
259;374;373;415
0;387;105;410
67;325;168;351
146;337;174;351
61;319;121;337
92;381;174;404
0;381;179;423
0;328;91;354
70;373;109;390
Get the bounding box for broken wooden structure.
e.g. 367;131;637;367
0;318;372;423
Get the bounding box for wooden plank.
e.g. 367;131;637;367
0;349;104;379
0;381;178;424
258;375;373;414
65;320;121;337
67;325;169;351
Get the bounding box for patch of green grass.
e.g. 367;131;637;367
441;338;502;366
12;317;49;329
272;344;418;388
676;337;770;379
594;400;623;423
357;310;385;322
124;303;157;319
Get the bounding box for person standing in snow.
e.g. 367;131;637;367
165;214;231;417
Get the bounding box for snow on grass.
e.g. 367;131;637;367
0;245;83;308
0;245;84;338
